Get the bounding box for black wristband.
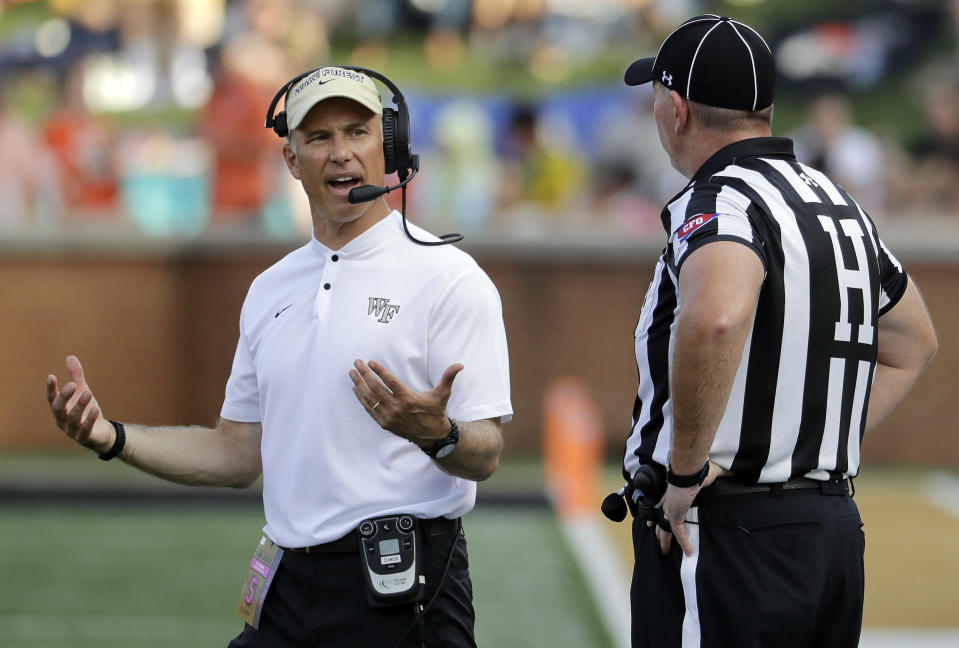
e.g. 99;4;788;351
667;460;709;488
98;420;126;461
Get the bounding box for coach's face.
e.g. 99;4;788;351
283;97;388;228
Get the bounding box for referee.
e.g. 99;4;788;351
46;67;512;647
619;15;938;648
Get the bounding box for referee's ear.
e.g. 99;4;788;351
669;89;690;135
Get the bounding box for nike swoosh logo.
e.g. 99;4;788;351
275;304;293;318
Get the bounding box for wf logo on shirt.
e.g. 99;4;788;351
368;298;400;323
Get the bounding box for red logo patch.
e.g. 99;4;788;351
676;213;716;241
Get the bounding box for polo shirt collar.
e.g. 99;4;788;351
309;211;401;257
691;136;795;182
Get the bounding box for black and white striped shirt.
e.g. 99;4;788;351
624;137;908;484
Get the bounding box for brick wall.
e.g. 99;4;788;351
5;239;956;465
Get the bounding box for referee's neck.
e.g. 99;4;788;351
676;125;773;178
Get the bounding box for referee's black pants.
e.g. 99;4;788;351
228;524;474;648
630;482;864;648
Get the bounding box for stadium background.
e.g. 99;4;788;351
2;1;958;646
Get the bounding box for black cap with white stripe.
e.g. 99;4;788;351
625;14;775;112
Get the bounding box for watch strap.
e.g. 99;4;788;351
424;418;460;458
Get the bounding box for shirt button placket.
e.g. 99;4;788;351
313;252;341;318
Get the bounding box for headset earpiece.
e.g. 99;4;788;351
382;106;398;175
390;101;412;177
272;111;288;138
264;71;307;139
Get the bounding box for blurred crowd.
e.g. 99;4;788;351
1;0;958;241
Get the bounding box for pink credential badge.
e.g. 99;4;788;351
237;536;284;629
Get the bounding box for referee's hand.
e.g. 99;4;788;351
654;462;728;556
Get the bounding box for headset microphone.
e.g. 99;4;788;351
348;155;463;246
347;157;420;204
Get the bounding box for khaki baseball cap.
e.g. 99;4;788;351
285;67;383;132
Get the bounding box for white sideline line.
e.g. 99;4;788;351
920;471;959;520
552;470;959;648
557;513;631;648
860;628;959;647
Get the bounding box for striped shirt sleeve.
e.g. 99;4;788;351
668;181;766;272
876;235;908;315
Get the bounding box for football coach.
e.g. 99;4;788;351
46;65;512;647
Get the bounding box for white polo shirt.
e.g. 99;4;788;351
220;211;512;548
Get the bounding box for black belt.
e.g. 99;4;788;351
282;516;460;554
694;476;851;505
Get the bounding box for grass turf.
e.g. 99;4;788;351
0;496;608;647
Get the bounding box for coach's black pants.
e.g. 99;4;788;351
630;484;864;648
228;525;474;648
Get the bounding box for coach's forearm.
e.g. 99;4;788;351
432;418;503;482
115;420;262;488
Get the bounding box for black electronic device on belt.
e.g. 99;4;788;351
357;514;425;607
601;463;671;531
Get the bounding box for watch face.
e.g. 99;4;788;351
434;442;457;459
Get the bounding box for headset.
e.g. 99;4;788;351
264;65;463;246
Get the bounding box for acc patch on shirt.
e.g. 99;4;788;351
675;213;717;242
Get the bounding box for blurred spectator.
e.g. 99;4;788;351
0;79;62;230
238;0;330;74
909;74;959;166
897;69;959;217
497;102;586;234
589;159;663;239
591;87;685;237
116;0;217;110
42;62;120;221
791;91;885;216
198;42;278;226
416;99;498;236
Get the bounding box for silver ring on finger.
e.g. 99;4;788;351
371;401;381;410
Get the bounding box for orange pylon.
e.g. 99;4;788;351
543;376;604;517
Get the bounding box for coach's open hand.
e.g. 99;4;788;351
349;359;463;450
46;355;115;454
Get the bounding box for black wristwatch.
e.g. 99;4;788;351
666;460;709;488
424;418;460;459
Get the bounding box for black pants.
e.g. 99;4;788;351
631;486;864;648
228;525;474;648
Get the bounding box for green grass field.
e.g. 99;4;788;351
6;454;957;647
0;455;609;648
